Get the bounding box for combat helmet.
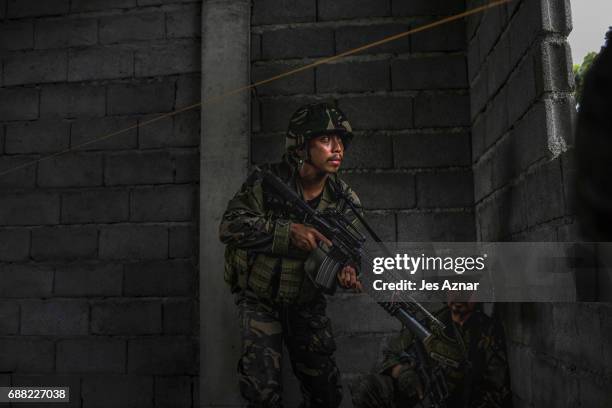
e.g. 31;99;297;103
286;102;353;160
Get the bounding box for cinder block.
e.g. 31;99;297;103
155;376;192;408
0;88;39;121
414;94;470;128
81;375;153;408
0;338;54;373
104;151;174;185
319;0;389;21
7;0;69;17
397;211;475;241
0;264;53;298
536;40;574;94
561;151;575;215
252;62;314;96
61;189;129;224
471;115;485;162
169;226;196;258
107;81;175;115
500;184;528;236
57;338;125;374
340;173;415;209
259;96;318;132
511;102;549;173
327;294;399;334
339;96;413;130
391;0;464;16
470;69;488;118
542;0;572;35
467;37;480;82
411;19;465;52
163;299;195;335
99;225;168;260
0;229;29;261
252;0;315;25
124;260;195;296
484;88;508;148
317;60;389;93
175;74;200;107
393;132;470;168
5;120;70;154
525;160;565;227
392;55;467;90
335;23;410;54
128;337;197;374
487;33;512;95
138;114;172;149
91;300;161;335
0;301;19;334
416;170;474;208
362;211;396;242
69;48;133;82
31;226;98;260
0;156;36;189
131;185;195;222
35;18;97;49
341;132;393;169
37;153;103;187
0;192;59;226
71;116;138;151
262;27;334;59
20;299;89;335
172;109;200;146
3;50;67;86
54;264;123;297
135;42;200;77
251;33;262;61
473;157;494;203
99;12;164;44
507;0;542;66
478;5;505;61
251;134;284;165
40;84;106;118
166;5;201;38
0;21;34;50
173;150;199;182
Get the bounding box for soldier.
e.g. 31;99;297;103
219;102;363;408
351;299;512;408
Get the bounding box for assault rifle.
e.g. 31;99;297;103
256;167;449;408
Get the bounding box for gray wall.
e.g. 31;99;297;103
0;1;201;406
250;0;474;406
467;0;612;406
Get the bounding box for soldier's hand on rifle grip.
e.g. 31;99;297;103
337;265;362;292
289;223;332;252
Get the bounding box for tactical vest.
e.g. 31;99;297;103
224;166;351;304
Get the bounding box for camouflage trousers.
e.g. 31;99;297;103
236;291;342;408
350;373;420;408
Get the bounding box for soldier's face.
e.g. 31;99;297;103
306;134;344;174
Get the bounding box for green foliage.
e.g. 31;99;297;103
574;51;598;103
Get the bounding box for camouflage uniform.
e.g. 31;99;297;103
351;306;512;408
219;103;361;408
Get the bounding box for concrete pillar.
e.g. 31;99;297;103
200;0;251;406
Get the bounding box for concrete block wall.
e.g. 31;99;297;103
250;1;474;406
467;0;612;406
0;1;200;406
